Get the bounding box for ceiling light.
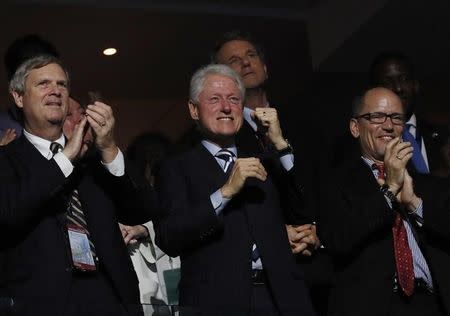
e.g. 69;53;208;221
103;48;117;56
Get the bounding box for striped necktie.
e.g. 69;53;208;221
215;148;260;263
50;142;97;258
215;149;235;173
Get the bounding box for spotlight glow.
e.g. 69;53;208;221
103;48;117;56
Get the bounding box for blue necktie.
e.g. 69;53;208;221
215;149;235;173
402;124;429;174
251;244;260;262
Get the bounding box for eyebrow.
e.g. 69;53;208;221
227;49;257;61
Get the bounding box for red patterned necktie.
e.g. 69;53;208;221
374;163;414;296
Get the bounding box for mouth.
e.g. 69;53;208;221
45;101;62;106
217;116;234;122
378;135;395;142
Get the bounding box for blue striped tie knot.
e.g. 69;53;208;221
215;149;235;173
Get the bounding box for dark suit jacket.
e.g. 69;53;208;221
319;156;450;316
236;116;333;292
419;118;447;174
0;135;155;316
155;143;314;315
237;108;322;222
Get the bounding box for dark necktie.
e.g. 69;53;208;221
402;124;429;174
215;149;260;262
374;163;414;296
50;142;97;257
215;149;235;173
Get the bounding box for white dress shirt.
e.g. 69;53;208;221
23;129;125;177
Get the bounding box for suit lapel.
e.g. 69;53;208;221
236;121;262;154
340;157;381;196
9;134;48;165
192;143;229;190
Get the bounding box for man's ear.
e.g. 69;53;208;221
188;101;199;121
11;91;24;108
264;64;268;80
350;118;360;138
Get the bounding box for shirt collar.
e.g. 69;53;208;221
243;104;270;132
201;139;237;157
361;156;382;179
406;113;417;128
243;107;257;131
23;129;65;160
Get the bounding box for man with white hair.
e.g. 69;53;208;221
156;64;314;316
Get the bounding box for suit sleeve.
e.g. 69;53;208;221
318;174;394;258
418;176;450;242
93;158;159;225
154;160;223;257
0;148;67;231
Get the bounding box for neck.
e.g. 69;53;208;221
362;152;384;165
207;137;235;149
245;87;268;110
24;124;63;142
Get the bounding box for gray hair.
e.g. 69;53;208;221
189;64;245;104
9;54;70;95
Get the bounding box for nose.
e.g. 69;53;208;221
381;117;394;131
392;78;402;93
49;82;62;96
241;56;251;67
220;99;231;113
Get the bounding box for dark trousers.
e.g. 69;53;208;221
64;269;136;316
388;290;445;316
249;282;279;316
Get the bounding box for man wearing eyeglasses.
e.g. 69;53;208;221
319;87;450;316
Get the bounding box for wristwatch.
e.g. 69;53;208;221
380;184;398;204
277;139;294;156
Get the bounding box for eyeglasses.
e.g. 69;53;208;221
354;112;406;125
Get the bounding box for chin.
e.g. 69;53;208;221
48;114;65;125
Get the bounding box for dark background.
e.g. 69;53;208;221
1;0;449;149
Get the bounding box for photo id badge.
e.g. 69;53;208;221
67;224;97;271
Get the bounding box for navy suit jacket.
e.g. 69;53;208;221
0;135;155;316
319;156;450;316
156;143;314;315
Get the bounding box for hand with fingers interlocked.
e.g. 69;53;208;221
286;224;321;256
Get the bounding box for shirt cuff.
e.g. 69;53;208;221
280;153;294;171
210;189;231;216
53;152;74;178
412;198;424;218
102;149;125;176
